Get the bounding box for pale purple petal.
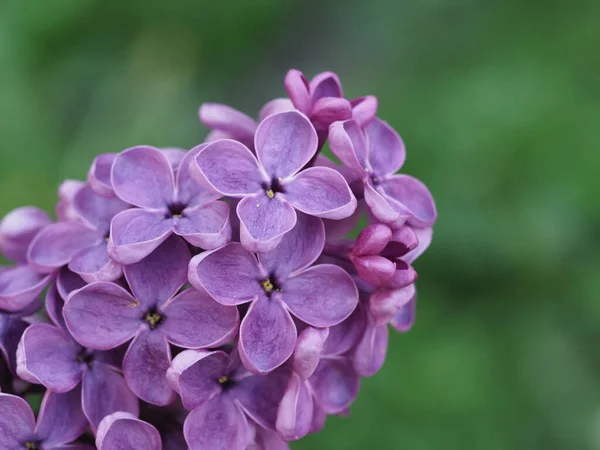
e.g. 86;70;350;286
188;243;263;306
309;358;359;414
276;373;313;441
111;146;175;209
352;223;392;256
350;95;378;127
255;111;318;179
283;264;358;327
259;98;294;121
391;295;416;332
28;222;99;272
0;266;51;312
352;255;396;286
123;330;174;405
45;284;66;329
328;120;368;177
353;322;389;377
72;185;128;232
0;313;29;372
364;180;409;225
96;412;161;450
183;394;248;450
369;283;416;326
0;393;35;447
109;209;173;265
56;268;86;303
56;180;85;222
69;242;122;284
192;139;265;196
205;129;235;142
162;288;239;348
309;72;343;102
284;69;311;115
384;260;417;289
199;103;257;143
259;213;325;280
36;389;87;447
173;201;231;250
175;145;222;208
82;363;139;430
292;326;329;380
403;227;433;264
88;153;117;197
365;118;406;176
239;296;297;374
323;306;366;356
64;282;140;350
285;167;357;220
161;148;187;171
0;207;52;263
310;403;326;434
237;194;297;253
248;424;290;450
124;235;189;307
311;97;352;130
381;174;437;227
16;324;82;392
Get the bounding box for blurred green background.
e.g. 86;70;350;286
1;0;599;449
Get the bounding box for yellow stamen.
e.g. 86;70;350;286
266;189;275;199
218;376;229;384
145;312;162;328
261;279;274;293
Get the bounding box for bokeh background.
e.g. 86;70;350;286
1;0;599;449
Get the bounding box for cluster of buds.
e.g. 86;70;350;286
0;69;436;449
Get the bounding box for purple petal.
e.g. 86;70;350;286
45;284;66;329
255;111;318;179
350;95;378;127
0;313;29;372
352;255;396;286
364;180;409;225
353;322;389;377
167;350;226;410
188;243;263;306
364;118;406;176
82;363;139;430
0;207;52;263
352;223;392;256
88;153;117;197
64;282;140;350
69;242;122;284
0;393;35;446
384;260;417;289
175;145;222;208
163;288;239;348
162;148;187;171
96;412;161;450
239;296;297;374
323;306;366;356
56;268;86;302
56;180;85;222
36;389;87;447
124;235;189;307
183;394;248;450
109;209;173;265
259;213;325;280
192;139;265;196
328;120;368;177
309;72;343;102
292;326;329;380
311;97;352;130
199;103;257;143
248;424;290;450
237;194;297;253
16;324;82;392
381;174;437;227
276;373;313;441
173;202;231;250
283;264;358;327
123;330;174;405
285;167;357;220
72;185;128;232
391;294;416;332
28;222;99;272
0;266;51;312
403;227;433;264
259;98;295;121
370;283;416;326
284;69;311;115
309;358;359;414
111;146;175;209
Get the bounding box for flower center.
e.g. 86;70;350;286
262;177;284;199
24;442;41;450
144;308;165;329
77;349;95;367
165;202;187;219
370;173;380;186
217;375;234;390
260;276;281;296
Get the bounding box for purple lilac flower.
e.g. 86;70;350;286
0;207;53;312
56;180;85;222
139;400;187;450
189;213;358;373
167;348;291;450
108;145;231;264
28;185;128;283
96;412;162;450
64;236;239;405
190;110;357;252
0;390;89;449
329;118;437;228
0;302;38;372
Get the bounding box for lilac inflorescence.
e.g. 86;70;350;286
0;68;437;450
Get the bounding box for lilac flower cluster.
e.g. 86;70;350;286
0;69;436;449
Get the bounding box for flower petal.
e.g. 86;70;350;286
248;424;290;450
352;223;392;256
364;118;405;176
123;330;174;406
370;283;416;326
163;288;239;348
239;296;297;374
36;389;87;447
328;120;368;177
350;95;378;127
384;260;417;289
283;264;358;328
309;72;343;102
96;412;161;450
109;209;173;265
381;174;437;227
259;98;294;121
72;185;128;232
82;363;139;430
323;306;366;357
124;235;189;308
403;227;433;264
68;242;122;284
311;97;352;130
285;167;357;220
364;180;409;225
111;146;175;208
56;267;86;302
309;358;359;414
391;294;417;332
199;103;257;144
255;111;318;179
353;322;389;377
276;373;313;441
56;180;85;222
0;393;35;446
173;202;231;250
0;266;51;312
259;212;325;280
88;153;117;197
45;284;66;330
183;394;248;450
162;148;187;171
292;326;329;380
16;324;82;393
192;139;265;196
175;145;221;208
0;206;52;263
188;243;263;306
284;69;311;115
0;313;29;372
64;282;140;350
237;194;297;253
